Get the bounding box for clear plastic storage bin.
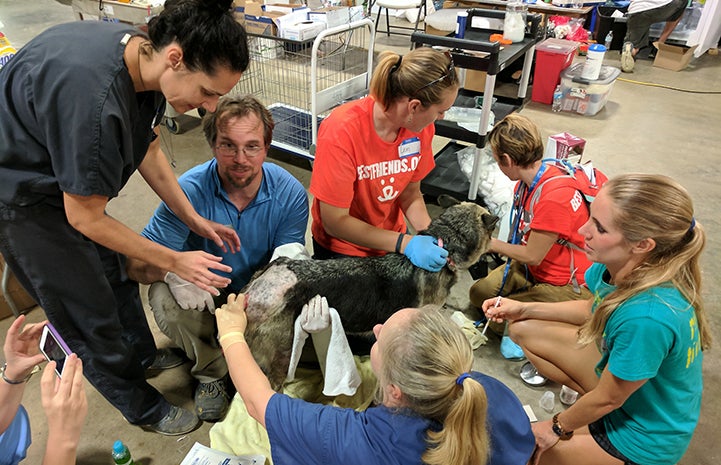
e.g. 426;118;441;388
560;63;620;116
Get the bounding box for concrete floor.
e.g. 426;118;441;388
1;0;720;463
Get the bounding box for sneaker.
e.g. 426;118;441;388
647;45;657;60
195;375;234;422
621;41;635;73
145;348;187;375
500;335;526;361
519;361;548;387
143;405;200;435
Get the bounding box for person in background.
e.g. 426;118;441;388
469;114;592;363
483;174;710;465
127;95;309;423
215;296;536;465
1;315;88;465
309;47;458;272
0;0;249;434
621;0;688;72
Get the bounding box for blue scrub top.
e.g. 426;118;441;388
0;405;31;465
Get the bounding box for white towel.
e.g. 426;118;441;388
287;296;361;397
270;242;311;262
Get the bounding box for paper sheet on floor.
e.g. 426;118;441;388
180;442;264;465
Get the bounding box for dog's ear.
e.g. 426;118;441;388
437;194;461;209
482;212;499;231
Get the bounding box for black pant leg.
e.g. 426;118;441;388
0;201;169;424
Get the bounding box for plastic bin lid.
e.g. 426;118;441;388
562;63;621;84
536;38;579;54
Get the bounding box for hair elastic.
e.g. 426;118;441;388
688;217;696;233
390;54;403;74
456;372;471;386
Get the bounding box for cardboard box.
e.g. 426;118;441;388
234;6;246;26
424;23;452;36
653;42;698;71
71;0;162;26
0;256;38;320
245;0;285;37
264;3;307;14
281;20;326;41
544;132;586;161
463;69;488;93
244;1;308;37
307;6;350;28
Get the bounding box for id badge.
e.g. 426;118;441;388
398;137;421;159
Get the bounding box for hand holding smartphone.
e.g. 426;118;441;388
39;323;72;378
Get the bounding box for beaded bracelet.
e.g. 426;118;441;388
552;412;574;440
1;363;33;385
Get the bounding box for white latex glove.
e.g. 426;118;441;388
163;272;216;312
300;295;330;333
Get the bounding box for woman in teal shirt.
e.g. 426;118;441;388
482;173;711;465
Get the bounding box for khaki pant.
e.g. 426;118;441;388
469;261;591;334
148;282;228;383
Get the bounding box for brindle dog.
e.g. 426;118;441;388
242;199;498;390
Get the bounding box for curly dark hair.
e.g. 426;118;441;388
147;0;249;75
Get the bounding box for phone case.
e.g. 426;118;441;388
40;323;72;376
43;323;72;355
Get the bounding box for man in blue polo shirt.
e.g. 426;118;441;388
127;95;309;422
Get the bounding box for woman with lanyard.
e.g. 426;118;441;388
469;114;593;364
482;174;709;465
215;295;536;465
309;47;458;273
0;0;248;434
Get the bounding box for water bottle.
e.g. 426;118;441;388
552;85;563;112
604;30;613;50
455;11;468;39
112;440;134;465
0;32;18;70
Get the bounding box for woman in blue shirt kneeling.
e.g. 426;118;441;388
216;296;535;465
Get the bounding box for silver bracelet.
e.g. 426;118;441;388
1;362;33;385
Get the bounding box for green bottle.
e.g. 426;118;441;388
112;440;134;465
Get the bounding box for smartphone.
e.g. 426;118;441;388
39;323;72;377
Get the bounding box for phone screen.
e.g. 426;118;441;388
40;324;71;377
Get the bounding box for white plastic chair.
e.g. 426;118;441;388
373;0;427;39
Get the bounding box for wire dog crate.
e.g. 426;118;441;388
229;19;375;160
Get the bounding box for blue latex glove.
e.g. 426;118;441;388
403;235;448;272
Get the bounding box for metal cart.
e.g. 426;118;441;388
411;9;542;201
229;18;375;161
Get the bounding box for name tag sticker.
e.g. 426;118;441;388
398;137;421;158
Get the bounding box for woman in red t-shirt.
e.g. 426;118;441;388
309;48;459;272
469;114;593;363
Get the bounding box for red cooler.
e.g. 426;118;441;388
531;38;578;105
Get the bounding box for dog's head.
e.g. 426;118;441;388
424;196;498;271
